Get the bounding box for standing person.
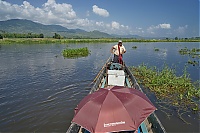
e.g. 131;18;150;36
110;40;126;64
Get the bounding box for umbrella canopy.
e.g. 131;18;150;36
72;86;156;133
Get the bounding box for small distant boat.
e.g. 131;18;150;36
67;58;166;133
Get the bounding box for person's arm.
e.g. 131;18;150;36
110;46;116;53
122;46;126;54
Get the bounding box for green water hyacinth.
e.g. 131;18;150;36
62;47;90;58
132;46;137;49
154;48;160;51
129;64;199;112
179;47;200;58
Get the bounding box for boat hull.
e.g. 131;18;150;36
67;61;166;133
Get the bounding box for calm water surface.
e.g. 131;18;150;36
0;42;199;132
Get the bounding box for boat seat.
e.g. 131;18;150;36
109;63;123;70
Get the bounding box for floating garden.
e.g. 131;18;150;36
62;47;90;58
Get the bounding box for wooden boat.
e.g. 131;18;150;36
67;59;166;133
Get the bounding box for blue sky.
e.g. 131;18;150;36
0;0;199;37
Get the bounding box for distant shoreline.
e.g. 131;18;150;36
0;38;199;44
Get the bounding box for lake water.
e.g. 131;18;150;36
0;42;199;132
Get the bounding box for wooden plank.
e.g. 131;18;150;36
101;77;106;88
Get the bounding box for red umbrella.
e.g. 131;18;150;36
72;86;156;133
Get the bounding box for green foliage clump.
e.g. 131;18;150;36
129;64;199;112
179;47;200;58
1;32;44;38
179;47;200;66
0;34;3;39
53;33;61;39
62;47;90;58
132;46;137;49
154;48;159;51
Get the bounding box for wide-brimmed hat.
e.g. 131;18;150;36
118;40;122;43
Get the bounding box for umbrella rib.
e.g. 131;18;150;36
108;92;136;130
111;91;145;129
93;95;107;133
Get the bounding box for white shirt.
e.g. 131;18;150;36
113;44;126;56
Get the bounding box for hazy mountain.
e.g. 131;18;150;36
0;19;141;38
0;19;84;36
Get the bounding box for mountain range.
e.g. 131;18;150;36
0;19;142;38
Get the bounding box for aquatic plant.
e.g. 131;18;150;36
132;46;137;49
179;47;200;66
62;47;90;58
154;48;159;51
179;47;200;58
187;60;199;66
179;47;188;55
129;64;199;112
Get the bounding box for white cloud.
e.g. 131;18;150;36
76;18;93;27
159;23;171;29
0;0;77;25
109;21;131;35
88;20;130;35
92;5;109;17
43;0;76;19
96;21;104;27
111;21;120;29
0;0;134;35
137;27;143;30
146;23;172;36
148;23;171;31
175;25;188;34
0;0;196;37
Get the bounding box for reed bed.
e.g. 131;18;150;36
0;38;121;44
0;38;200;44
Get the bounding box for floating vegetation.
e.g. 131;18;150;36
154;48;160;51
187;60;199;66
132;46;137;49
179;47;188;55
129;64;199;112
62;47;90;58
179;47;200;66
179;47;200;58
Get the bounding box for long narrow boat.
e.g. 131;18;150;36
67;59;166;133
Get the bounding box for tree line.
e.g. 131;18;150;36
0;32;62;39
0;33;44;39
0;32;200;41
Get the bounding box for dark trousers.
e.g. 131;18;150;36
113;54;123;63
